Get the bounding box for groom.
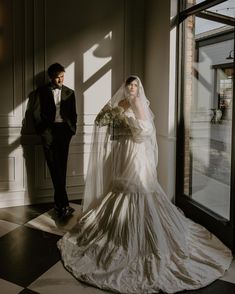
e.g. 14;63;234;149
33;63;77;219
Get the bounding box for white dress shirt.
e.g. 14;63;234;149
52;88;64;122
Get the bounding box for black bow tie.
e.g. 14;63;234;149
50;84;62;90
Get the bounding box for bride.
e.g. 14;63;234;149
58;76;232;294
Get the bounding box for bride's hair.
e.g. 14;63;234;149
125;76;139;86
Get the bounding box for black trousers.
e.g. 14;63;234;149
41;123;72;209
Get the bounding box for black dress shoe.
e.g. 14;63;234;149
54;205;75;219
59;206;75;219
54;206;62;217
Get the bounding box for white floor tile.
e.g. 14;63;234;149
220;258;235;284
25;203;82;236
28;261;111;294
0;278;23;294
0;220;20;237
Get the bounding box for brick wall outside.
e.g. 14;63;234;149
183;0;196;196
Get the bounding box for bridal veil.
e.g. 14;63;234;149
83;76;158;211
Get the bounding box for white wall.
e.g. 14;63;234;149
144;0;176;200
0;0;134;207
0;0;175;207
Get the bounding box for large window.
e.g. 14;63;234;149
177;0;234;226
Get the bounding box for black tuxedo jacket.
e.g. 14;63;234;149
33;84;77;135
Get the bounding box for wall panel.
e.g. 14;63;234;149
0;0;133;207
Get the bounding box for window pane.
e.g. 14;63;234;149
195;17;233;34
186;0;235;18
208;0;235;18
182;14;234;220
171;0;178;19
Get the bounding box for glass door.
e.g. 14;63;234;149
176;0;235;249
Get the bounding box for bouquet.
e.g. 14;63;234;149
95;104;129;128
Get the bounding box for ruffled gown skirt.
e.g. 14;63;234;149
58;137;232;293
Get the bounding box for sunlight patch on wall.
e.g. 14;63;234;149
84;70;112;114
8;101;20;116
83;32;112;82
64;62;75;90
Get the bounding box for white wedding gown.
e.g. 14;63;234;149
58;109;232;294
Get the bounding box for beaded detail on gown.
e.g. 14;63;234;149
58;111;232;294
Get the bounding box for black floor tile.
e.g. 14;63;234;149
179;279;235;294
0;203;54;225
0;225;60;287
70;199;82;205
0;201;234;294
18;288;40;294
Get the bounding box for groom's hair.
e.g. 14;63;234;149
47;63;65;78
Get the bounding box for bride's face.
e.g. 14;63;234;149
126;80;138;97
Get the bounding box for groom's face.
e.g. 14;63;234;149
51;71;64;88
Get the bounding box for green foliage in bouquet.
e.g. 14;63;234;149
95;104;129;129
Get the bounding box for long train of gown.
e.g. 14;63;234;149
58;116;232;294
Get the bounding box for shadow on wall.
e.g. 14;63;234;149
19;32;116;203
20;71;47;201
0;0;127;206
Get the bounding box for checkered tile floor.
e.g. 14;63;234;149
0;201;234;294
